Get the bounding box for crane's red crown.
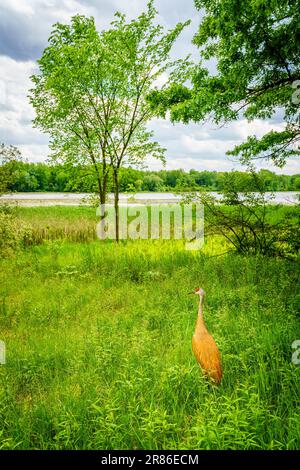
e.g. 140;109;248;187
195;288;205;295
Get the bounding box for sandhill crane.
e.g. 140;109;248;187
190;288;222;385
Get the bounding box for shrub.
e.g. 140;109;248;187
0;207;33;257
197;172;300;260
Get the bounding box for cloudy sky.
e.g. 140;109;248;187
0;0;298;174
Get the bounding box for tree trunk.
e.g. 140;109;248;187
97;175;105;213
113;170;120;242
95;168;107;239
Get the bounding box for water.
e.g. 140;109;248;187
0;191;299;206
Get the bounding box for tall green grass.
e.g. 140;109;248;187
14;206;97;244
0;216;300;449
12;204;298;245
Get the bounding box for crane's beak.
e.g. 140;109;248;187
188;291;194;295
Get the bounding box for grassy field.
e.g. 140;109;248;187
0;206;300;449
9;204;299;245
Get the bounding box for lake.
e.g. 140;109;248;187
0;191;299;206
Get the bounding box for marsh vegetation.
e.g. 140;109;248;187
0;207;299;449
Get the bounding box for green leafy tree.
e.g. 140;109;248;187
15;171;38;192
162;169;186;188
30;2;190;240
149;0;300;167
142;174;164;191
0;143;23;195
291;174;300;190
198;172;299;258
119;167;143;192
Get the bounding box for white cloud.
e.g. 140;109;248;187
234;119;285;140
0;0;298;175
153;71;169;89
145;115;297;174
181;135;235;155
0;56;48;145
1;0;35;16
19;144;49;162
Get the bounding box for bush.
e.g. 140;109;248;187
0;207;33;257
197;172;300;260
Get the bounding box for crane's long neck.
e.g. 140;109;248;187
195;295;207;335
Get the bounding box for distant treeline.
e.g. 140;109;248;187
3;161;300;193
